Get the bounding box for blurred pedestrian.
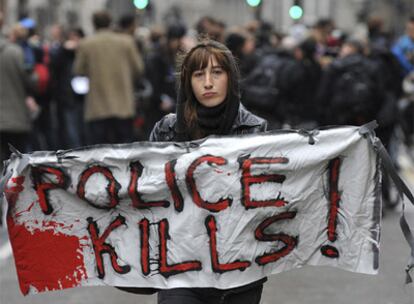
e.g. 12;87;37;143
9;23;35;71
28;23;57;152
0;11;38;226
240;29;292;130
149;38;267;303
225;29;257;77
317;39;384;126
0;12;37;164
47;23;64;59
282;38;323;128
196;16;226;42
311;18;338;67
392;16;414;76
367;16;391;51
144;23;187;137
51;27;86;149
74;10;144;145
118;14;137;36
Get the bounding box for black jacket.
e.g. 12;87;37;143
149;104;267;142
117;105;266;297
317;53;385;125
141;103;268;302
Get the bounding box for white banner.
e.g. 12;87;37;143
2;126;381;295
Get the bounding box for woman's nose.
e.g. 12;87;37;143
204;73;213;89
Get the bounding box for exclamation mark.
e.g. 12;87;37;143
320;158;341;258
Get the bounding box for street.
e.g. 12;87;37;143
1;150;414;304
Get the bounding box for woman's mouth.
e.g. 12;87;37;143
202;92;217;97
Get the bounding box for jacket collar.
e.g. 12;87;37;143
167;103;261;132
231;104;263;130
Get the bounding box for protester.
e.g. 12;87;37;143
147;39;267;303
367;16;391;50
9;23;35;71
117;14;137;36
240;31;291;130
74;10;144;145
317;39;384;126
282;38;323;128
392;16;414;75
311;18;338;67
144;23;187;137
12;18;58;151
0;12;39;225
224;29;257;77
196;16;226;43
51;27;86;149
0;13;37;163
47;23;64;59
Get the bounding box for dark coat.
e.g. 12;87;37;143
0;36;34;132
117;104;266;298
317;53;385;125
147;103;267;303
149;104;267;142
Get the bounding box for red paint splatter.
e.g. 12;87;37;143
40;221;74;230
4;176;25;208
7;218;88;295
14;202;35;218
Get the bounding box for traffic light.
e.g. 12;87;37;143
133;0;149;10
246;0;262;8
289;0;303;20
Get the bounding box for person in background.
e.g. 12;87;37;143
26;21;58;151
0;11;39;227
145;23;187;137
392;16;414;75
51;27;85;149
317;39;384;126
74;10;144;145
149;39;267;303
311;18;338;67
9;23;35;71
0;11;37;160
47;23;64;59
367;16;391;50
118;14;137;36
117;13;153;140
196;16;226;43
224;29;257;77
282;38;322;128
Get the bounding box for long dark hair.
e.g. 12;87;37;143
175;39;241;140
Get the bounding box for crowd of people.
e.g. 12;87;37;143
1;7;414;302
1;11;414;154
1;10;414;202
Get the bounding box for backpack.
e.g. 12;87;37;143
34;63;50;94
331;59;378;123
33;45;51;95
241;53;286;112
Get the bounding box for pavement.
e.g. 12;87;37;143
1;148;414;304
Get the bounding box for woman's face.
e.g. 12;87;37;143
191;55;228;107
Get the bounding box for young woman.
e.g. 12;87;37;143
150;39;267;304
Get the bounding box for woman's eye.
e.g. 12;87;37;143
213;69;223;75
193;71;203;77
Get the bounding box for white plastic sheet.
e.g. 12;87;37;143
2;126;381;295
